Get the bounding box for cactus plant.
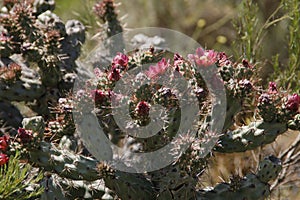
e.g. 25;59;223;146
0;0;299;199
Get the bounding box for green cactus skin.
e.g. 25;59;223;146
22;116;99;181
40;174;113;200
37;11;66;36
22;116;45;136
257;156;282;183
150;164;198;200
0;78;45;102
0;100;23;129
215;121;287;153
197;156;282;200
98;163;156;200
223;92;242;131
93;0;124;55
197;173;271;200
29;141;100;181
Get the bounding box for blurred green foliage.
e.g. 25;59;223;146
0;152;43;200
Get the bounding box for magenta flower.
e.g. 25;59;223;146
188;48;218;67
108;67;121;81
112;53;129;70
259;93;271;104
217;52;232;66
145;58;170;79
94;67;104;77
0;153;9;166
0;33;10;42
18;128;33;143
91;89;107;105
242;59;253;68
285;93;300;112
239;79;253;91
0;135;9;151
135;101;151;117
268;82;278;94
174;53;184;68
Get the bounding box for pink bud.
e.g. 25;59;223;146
268;82;278;94
112;53;129;70
0;153;9;166
0;135;9;151
17;128;33;143
188;48;218;67
285;93;300;112
135;101;151;117
108;67;121;81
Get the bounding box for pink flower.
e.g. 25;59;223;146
0;135;9;151
188;48;218;67
135;101;151;117
259;93;271;104
91;89;108;105
268;82;278;94
94;68;104;77
242;59;253;68
174;53;184;69
112;53;129;70
217;52;232;66
0;153;9;166
217;52;228;61
145;58;170;78
285;93;300;112
18;128;33;143
108;67;121;81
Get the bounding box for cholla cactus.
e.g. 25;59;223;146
0;0;85;118
69;44;299;199
0;0;299;199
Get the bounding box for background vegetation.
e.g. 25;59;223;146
55;0;299;92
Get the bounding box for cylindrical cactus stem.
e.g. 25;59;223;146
150;164;198;200
0;100;23;129
40;174;113;200
256;155;282;183
223;92;242;131
0;66;46;101
196;156;282;200
93;0;124;54
214;121;287;153
28;88;60;116
22;116;45;136
59;19;85;72
33;0;55;16
29;141;101;181
93;0;123;37
37;10;66;37
98;162;156;200
22;116;100;181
